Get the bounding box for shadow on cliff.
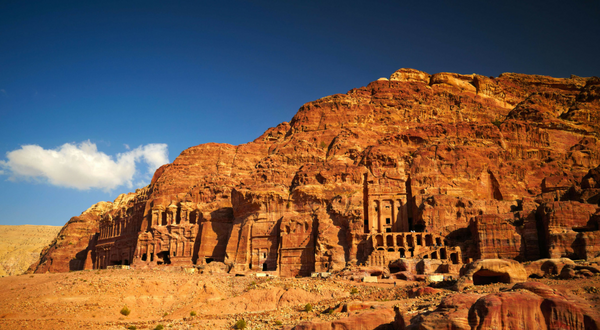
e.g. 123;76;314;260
192;207;234;264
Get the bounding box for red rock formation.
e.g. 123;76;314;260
290;306;399;330
31;69;600;277
410;282;600;330
458;259;528;288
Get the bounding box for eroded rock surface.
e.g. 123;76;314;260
29;69;600;279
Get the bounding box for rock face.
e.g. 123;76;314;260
29;69;600;277
410;282;600;330
459;259;528;287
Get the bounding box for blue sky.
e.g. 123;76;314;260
1;1;599;226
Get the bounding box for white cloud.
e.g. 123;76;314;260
0;140;169;191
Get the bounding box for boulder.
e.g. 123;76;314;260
291;307;398;330
415;282;600;330
460;259;528;286
525;258;575;278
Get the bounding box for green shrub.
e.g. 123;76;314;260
275;320;283;325
235;319;247;329
127;326;137;330
154;325;164;330
492;118;502;128
304;303;313;312
120;306;131;316
190;311;196;317
350;287;358;294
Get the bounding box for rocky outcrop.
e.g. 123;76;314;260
33;69;600;277
458;259;528;288
409;282;600;330
290;306;399;330
525;258;576;278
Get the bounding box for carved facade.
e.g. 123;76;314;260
93;171;467;276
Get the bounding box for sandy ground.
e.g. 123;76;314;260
0;268;598;329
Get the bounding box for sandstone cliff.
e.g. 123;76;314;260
29;68;600;276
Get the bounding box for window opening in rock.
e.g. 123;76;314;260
161;212;167;226
440;248;447;260
262;263;267;271
364;219;369;233
142;253;147;261
431;251;438;259
425;235;433;246
408;217;413;231
416;235;422;246
388;248;395;252
386;228;391;233
205;257;214;264
399;248;405;258
150;253;154;262
436;238;442;246
376;235;384;247
396;235;403;246
157;251;171;265
386;235;393;246
249;263;252;269
189;211;196;224
450;253;458;264
473;270;511;285
386;217;391;224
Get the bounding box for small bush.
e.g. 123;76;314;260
304;303;313;312
154;325;164;330
492;119;502;128
319;141;327;149
235;319;247;329
127;326;137;330
190;311;196;317
350;287;358;294
120;306;131;316
275;320;283;325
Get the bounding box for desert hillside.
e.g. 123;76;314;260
0;225;61;276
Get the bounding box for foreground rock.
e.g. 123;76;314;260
408;282;600;330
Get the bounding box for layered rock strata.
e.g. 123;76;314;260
29;69;600;278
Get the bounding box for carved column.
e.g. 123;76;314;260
391;200;396;231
